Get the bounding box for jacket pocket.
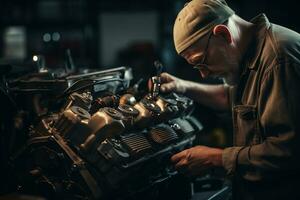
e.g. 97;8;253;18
233;105;261;146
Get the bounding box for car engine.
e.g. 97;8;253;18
0;66;203;200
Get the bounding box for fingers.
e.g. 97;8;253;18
174;157;188;170
161;82;176;93
170;147;210;177
160;73;176;93
171;150;188;163
171;150;192;171
147;72;174;92
148;72;184;93
160;72;175;83
172;158;208;177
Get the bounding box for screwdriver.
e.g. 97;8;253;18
150;60;164;99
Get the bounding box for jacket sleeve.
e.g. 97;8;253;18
222;62;300;179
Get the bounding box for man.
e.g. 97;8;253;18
163;0;300;199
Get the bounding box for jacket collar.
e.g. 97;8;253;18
240;13;270;74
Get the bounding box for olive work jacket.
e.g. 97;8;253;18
222;14;300;200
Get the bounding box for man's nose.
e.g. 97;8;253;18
199;68;210;78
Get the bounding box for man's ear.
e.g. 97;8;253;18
213;25;232;44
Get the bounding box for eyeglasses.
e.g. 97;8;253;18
193;31;213;72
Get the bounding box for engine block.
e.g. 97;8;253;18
7;67;203;200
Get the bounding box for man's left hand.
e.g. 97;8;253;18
171;146;224;176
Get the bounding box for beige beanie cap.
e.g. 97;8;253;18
173;0;234;54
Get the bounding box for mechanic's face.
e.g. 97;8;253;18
181;31;239;85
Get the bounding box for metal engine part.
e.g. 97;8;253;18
3;67;203;200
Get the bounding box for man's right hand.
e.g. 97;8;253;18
159;72;188;94
148;72;229;111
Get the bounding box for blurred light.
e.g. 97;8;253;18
43;33;51;42
33;55;38;62
4;26;26;59
52;32;60;41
